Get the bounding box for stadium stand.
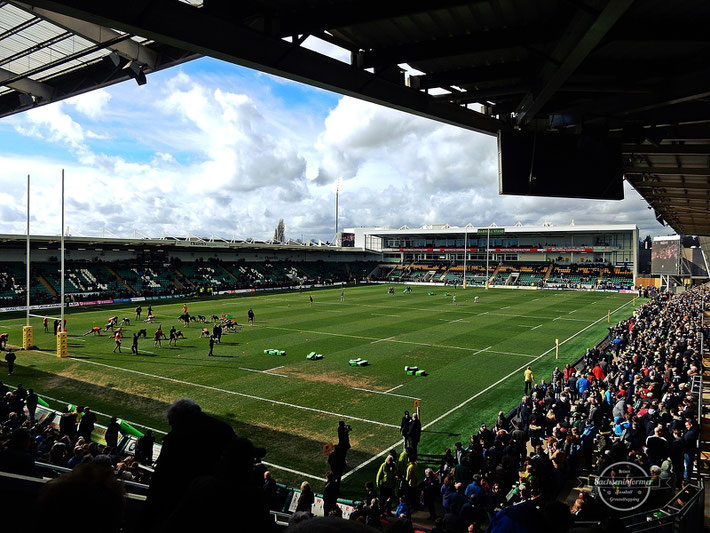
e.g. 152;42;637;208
0;258;380;308
0;263;26;302
0;285;705;533
384;260;638;291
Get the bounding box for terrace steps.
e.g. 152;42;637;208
105;266;136;295
543;263;554;280
34;272;56;297
220;265;240;283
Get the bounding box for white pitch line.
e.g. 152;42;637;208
448;318;463;324
66;357;399;428
488;312;560;320
489;350;536;358
371;335;396;344
371;314;401;318
568;309;577;314
265;365;285;372
256;325;377;342
239;367;288;378
385;384;404;393
258;324;497;355
342;298;634;480
518;325;535;328
500;306;510;309
531;324;543;330
261;461;326;482
351;387;421;401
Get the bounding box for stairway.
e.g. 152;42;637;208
221;264;240;283
34;272;57;297
542;263;554;281
105;266;136;295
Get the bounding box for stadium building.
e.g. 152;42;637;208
345;222;638;290
0;222;641;312
0;233;379;311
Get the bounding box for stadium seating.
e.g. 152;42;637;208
0;262;26;302
0;284;703;533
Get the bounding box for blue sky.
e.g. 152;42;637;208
0;56;665;241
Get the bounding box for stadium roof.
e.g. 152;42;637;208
347;223;638;237
0;1;199;116
0;232;368;252
2;1;710;236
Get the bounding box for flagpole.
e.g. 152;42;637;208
60;169;65;332
463;227;467;289
26;174;30;326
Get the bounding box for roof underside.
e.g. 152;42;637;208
2;0;710;235
0;1;200;116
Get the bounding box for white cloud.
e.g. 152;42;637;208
67;89;112;119
0;62;666;243
21;104;85;148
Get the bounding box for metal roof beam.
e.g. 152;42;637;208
359;25;551;70
20;0;501;136
0;42;198;119
641;192;710;200
515;0;634;125
12;2;158;69
622;144;710;155
630;181;710;191
625;166;710;177
0;14;41;41
411;62;531;91
270;0;480;38
0;66;53;99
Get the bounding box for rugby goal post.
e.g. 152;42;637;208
24;171;69;357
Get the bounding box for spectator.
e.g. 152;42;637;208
376;453;397;515
295;481;315;514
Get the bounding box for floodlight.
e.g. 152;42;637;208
125;62;147;86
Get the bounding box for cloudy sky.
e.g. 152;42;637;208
0;56;666;242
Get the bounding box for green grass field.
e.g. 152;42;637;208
0;284;640;497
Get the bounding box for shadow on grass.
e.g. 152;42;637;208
422;429;462;437
1;364;367;492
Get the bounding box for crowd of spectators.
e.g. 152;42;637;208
339;286;704;533
0;286;706;533
0;389;156;484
